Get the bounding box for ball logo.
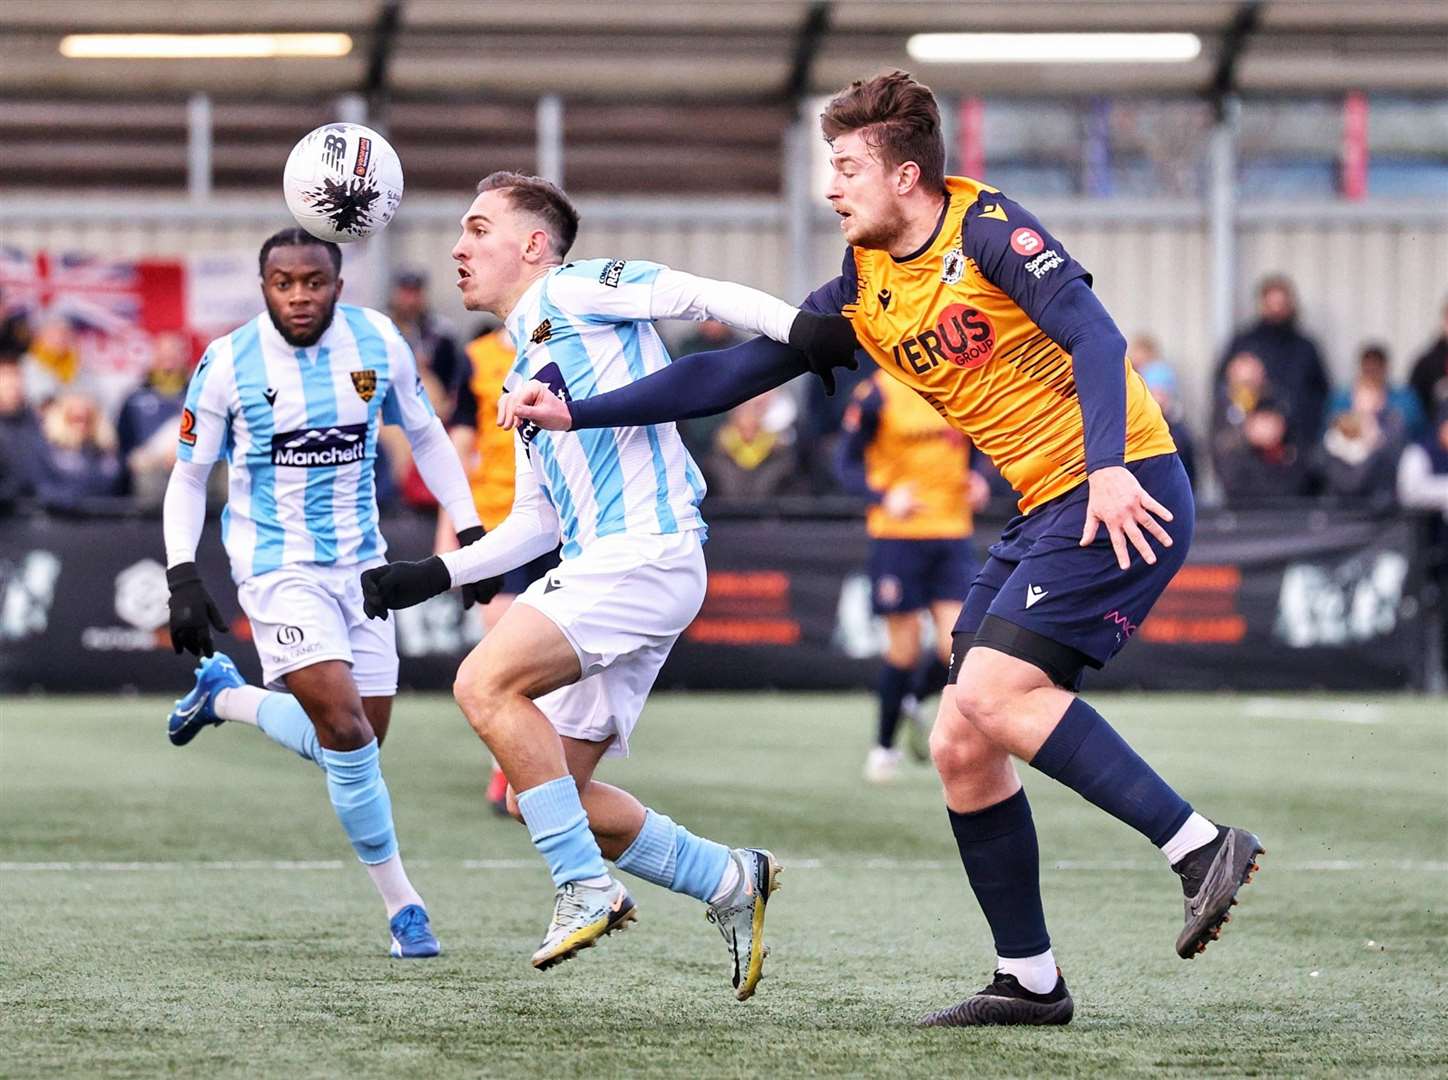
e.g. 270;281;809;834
352;137;372;177
276;625;305;647
1010;228;1044;256
322;133;346;171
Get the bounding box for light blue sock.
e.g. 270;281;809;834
515;777;609;888
615;808;732;903
321;740;398;865
256;693;323;768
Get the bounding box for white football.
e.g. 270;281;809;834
283;123;404;243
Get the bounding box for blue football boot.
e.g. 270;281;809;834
389;904;441;959
167;652;245;746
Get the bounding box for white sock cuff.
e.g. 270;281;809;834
996;949;1058;995
1161;812;1219;865
213;684;269;725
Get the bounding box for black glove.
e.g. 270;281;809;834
360;557;452;620
166;561;227;658
788;311;860;395
455;526;503;610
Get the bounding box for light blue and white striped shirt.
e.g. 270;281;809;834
178;304;435;583
504;258;746;560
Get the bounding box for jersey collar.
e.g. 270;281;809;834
891;193;952;265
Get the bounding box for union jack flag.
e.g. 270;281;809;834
0;246;184;336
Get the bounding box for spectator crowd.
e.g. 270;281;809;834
3;270;1448;537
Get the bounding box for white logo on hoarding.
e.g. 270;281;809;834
0;551;61;642
114;559;169;631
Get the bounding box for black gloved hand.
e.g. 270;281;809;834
788;311;861;395
455;526;503;610
360;557;452;620
166;561;227;657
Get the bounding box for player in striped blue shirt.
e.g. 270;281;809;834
360;172;857;996
161;228;490;958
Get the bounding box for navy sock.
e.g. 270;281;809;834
1030;698;1194;846
913;657;950;699
947;788;1050;958
876;663;912;748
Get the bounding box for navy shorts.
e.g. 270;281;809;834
500;547;561;597
869;537;977;616
950;453;1195;688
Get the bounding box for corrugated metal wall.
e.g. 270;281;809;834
4;198;1445;433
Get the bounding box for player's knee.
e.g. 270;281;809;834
929;717;987;783
951;679;1015;741
309;704;370;749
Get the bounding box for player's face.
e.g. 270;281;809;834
825;129;910;251
452;190;537;315
262;246;342;348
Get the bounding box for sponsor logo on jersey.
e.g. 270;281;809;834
530;319;553;345
1025;249;1064;279
350;369;377;402
271;423;368;467
1010;227;1044;256
598;259;625;287
890;304;997;375
178;407;197;445
352;137;372;177
276;625;305;646
941;248;965;285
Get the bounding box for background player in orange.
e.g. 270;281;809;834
837;369;988;782
507;70;1265;1029
438;324;561;810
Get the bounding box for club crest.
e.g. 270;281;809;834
350;369;378;402
941;248;965;285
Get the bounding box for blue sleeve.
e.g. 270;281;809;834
1033;278;1128;473
834;379;883;500
567;336;810;429
962;192;1091;326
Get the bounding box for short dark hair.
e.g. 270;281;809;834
820;70;946;193
480;170;582;259
1258;274;1295;299
258;227;342;277
476;171;580;258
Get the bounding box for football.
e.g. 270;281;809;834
282;122;404;243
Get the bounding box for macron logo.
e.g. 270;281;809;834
1025;584;1049;609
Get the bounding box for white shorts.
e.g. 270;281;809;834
516;530;706;756
237;560;398;696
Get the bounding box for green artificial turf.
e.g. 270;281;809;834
2;692;1444;1078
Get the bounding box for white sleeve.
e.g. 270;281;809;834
405;415;482;532
645;267;800;343
162;459;213;568
176;345;231;466
439;440;560;585
544;258;800;343
1397;443;1448;512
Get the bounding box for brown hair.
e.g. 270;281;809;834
476;171;580;258
820;71;945;193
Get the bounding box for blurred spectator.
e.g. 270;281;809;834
1210;390;1314;503
703;390;799;498
1398;401;1448;682
1315;379;1405;510
1327;343;1425;441
1216;276;1329;447
31;391;124;510
1408;297;1448;421
22;315;81;405
0;356;42;508
389;270;462;411
116;332;190;505
1131;334;1197;486
0;287;32;361
672;319;744;455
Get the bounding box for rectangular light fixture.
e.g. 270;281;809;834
907;32;1202;64
59;33;353;59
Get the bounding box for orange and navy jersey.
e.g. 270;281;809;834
451;329;517;529
810;176;1174;514
840;370;973;540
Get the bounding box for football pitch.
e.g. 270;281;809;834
2;692;1444;1078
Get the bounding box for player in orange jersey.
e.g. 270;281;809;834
506;71;1264;1028
837;370;988;781
440;326;560;810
